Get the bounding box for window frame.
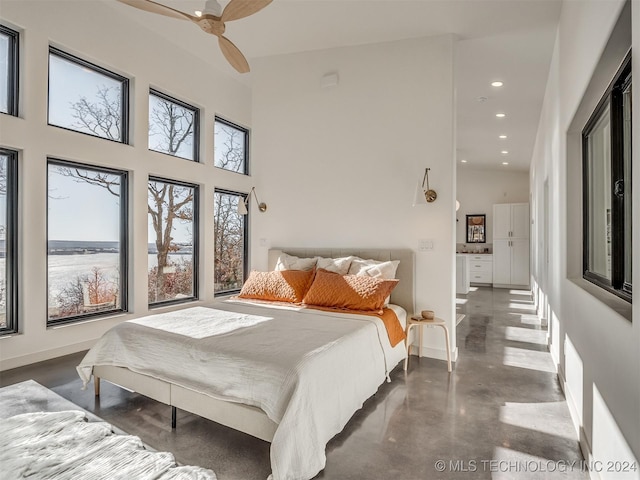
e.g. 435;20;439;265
46;158;129;326
0;148;18;335
213;188;248;297
148;89;200;162
214;116;250;175
147;176;199;308
47;46;129;144
581;51;632;303
1;24;19;117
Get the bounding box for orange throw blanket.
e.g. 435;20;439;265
307;306;406;347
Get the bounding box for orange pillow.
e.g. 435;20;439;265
303;269;399;312
238;269;315;303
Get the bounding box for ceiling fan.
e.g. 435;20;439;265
117;0;272;73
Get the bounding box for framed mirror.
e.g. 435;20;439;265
466;214;486;243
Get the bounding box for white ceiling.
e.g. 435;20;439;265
109;0;563;172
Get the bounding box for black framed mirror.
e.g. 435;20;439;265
466;214;486;243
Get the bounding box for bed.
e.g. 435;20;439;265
77;248;415;480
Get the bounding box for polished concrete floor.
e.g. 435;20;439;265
1;287;587;479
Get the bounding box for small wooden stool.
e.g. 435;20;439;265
404;315;452;372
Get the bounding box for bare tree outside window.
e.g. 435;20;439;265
0;154;8;327
1;25;19;116
0;148;17;333
214;117;247;174
149;90;198;161
148;179;197;305
47;162;124;323
214;190;246;294
58;84;199;307
48;48;127;142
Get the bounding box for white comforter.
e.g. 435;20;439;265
77;301;406;480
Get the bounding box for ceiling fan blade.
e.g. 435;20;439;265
221;0;272;22
116;0;195;21
218;36;250;73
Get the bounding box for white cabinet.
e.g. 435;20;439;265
494;203;529;239
493;203;530;287
468;254;493;285
493;239;529;285
456;255;470;294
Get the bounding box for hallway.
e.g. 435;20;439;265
0;288;588;479
452;286;587;478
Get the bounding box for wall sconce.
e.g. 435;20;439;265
413;168;437;205
238;187;267;215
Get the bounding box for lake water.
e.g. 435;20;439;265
0;253;192;306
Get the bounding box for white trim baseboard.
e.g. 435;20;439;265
0;339;96;371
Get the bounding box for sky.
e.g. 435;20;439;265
0;32;8;113
48;167;193;244
0;156;6;240
149;93;194;160
47;53;193;245
48;166;121;242
48;52;123;139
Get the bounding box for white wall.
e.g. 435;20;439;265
250;35;458;361
0;0;252;370
456;167;529;245
530;0;639;471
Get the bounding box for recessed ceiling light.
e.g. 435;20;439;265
461;159;467;163
502;162;509;165
496;113;506;118
499;135;507;139
501;150;509;154
491;81;504;87
195;10;203;16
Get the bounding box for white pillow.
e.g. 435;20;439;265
315;256;353;275
274;253;317;271
348;258;400;279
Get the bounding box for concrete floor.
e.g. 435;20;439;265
0;287;587;479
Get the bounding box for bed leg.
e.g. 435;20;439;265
171;406;176;429
94;377;100;397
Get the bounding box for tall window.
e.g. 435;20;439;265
214;117;248;174
583;52;632;302
48;47;129;143
214;189;247;295
149;90;199;162
0;25;19;116
148;178;198;306
0;148;17;334
47;159;127;324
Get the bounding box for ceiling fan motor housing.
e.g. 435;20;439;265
198;17;225;35
203;0;223;16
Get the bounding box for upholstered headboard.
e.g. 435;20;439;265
268;248;415;315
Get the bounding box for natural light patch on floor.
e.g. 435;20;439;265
456;298;468;305
499;402;577;441
508;313;541;326
508;299;534;305
508;303;537;312
509;289;531;296
490;447;578;480
502;346;556;373
504;326;547;345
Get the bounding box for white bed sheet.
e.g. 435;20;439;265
77;302;407;480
